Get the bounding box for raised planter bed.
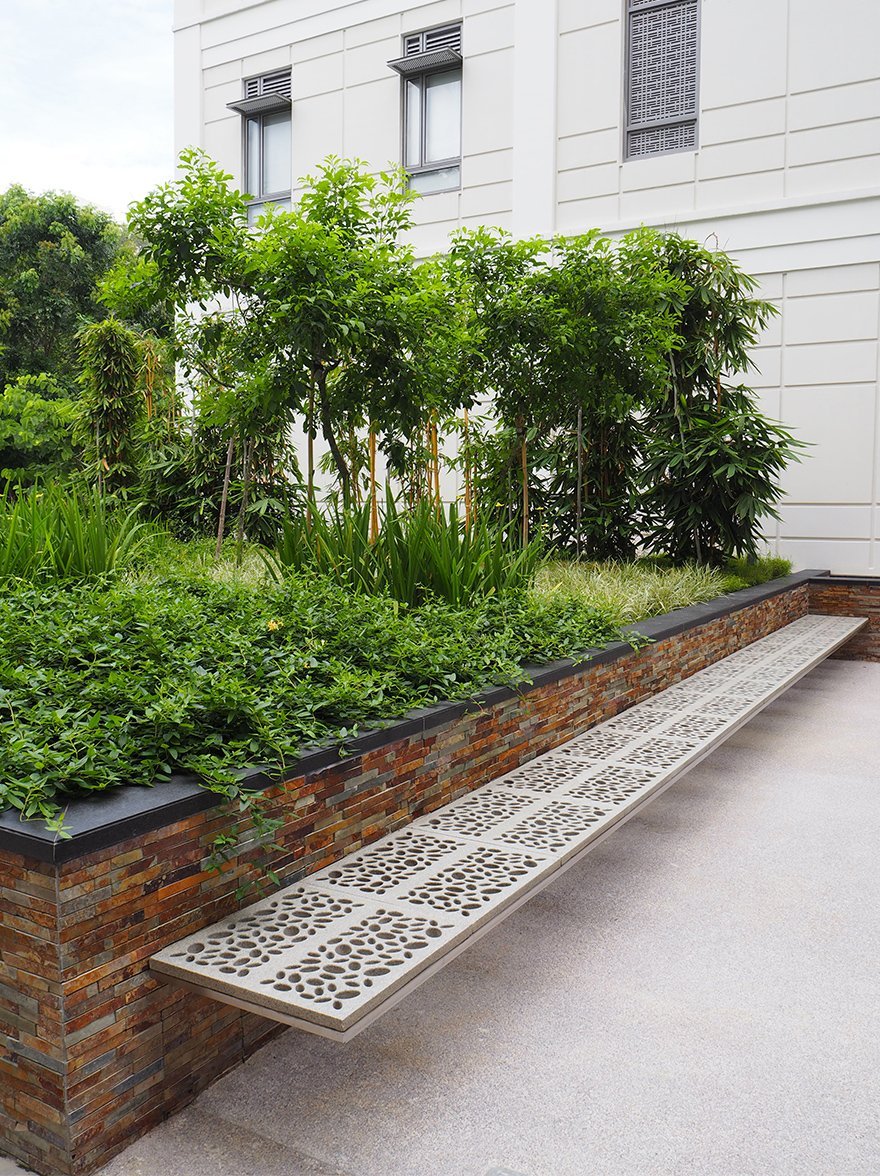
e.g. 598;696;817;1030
0;568;872;1176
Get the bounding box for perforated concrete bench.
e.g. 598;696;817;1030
152;613;864;1041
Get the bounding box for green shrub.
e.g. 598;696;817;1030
0;572;624;822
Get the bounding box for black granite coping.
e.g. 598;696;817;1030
809;574;880;587
0;569;833;864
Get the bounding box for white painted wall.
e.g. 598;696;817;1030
174;0;880;572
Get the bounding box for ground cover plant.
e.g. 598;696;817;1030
0;570;626;824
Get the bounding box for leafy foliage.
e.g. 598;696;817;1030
0;572;625;821
0;374;79;486
448;228;684;556
0;186;123;390
642;390;802;563
77;317;144;491
639;233;803;563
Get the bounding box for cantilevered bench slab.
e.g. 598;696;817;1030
152;613;865;1041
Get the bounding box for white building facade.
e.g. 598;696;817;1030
173;0;880;573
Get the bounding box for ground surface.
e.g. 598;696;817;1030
33;659;880;1176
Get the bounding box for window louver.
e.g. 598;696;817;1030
423;26;462;54
389;24;462;75
625;0;699;160
260;71;292;98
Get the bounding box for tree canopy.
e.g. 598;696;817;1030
0;186;122;390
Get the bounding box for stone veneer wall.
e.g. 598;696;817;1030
808;577;880;661
0;581;824;1175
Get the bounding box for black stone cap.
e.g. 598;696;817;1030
0;569;834;864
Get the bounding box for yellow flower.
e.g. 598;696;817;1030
267;618;284;632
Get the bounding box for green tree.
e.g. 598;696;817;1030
640;232;802;564
115;149;295;546
445;228;569;544
0;186;122;390
0;373;79;487
541;230;683;558
77;318;143;493
247;157;440;508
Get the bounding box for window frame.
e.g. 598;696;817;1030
234;70;293;221
623;0;701;163
242;107;292;216
398;29;463;194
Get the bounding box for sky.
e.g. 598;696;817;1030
0;0;175;221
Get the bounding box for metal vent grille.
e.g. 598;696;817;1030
403;24;462;56
627;121;697;158
243;70;292;100
625;0;699;159
423;25;462;53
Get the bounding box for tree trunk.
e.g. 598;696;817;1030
430;415;441;512
350;425;363;508
306;385;315;521
576;407;584;560
315;368;351;508
368;427;379;543
517;415;529;547
215;434;235;559
462;408;473;527
235;436;253;564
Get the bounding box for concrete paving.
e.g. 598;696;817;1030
95;659;879;1176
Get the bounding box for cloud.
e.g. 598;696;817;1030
0;0;174;220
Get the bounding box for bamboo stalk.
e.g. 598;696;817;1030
306;386;315;525
235;436;253;564
576;406;583;560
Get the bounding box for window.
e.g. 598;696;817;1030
227;70;292;223
624;0;699;160
389;25;462;194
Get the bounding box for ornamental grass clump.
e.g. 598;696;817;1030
534;560;732;625
271;495;543;608
534;555;793;624
0;485;156;580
